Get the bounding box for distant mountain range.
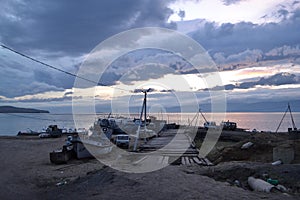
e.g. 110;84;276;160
0;106;49;113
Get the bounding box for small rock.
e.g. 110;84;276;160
241;142;254;149
282;193;290;197
56;180;67;186
183;169;195;174
224;182;231;186
271;160;282;166
262;173;269;179
276;184;287;192
248;177;275;193
234;180;241;187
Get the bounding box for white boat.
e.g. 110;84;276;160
39;132;51;138
95;113;166;138
204;121;218;130
17;128;39;136
77;127;88;135
71;134;112;159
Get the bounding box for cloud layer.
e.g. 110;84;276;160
190;9;300;57
1;0;300;112
0;0;175;55
216;72;300;90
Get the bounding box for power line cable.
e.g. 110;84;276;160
0;44;129;92
0;44;169;122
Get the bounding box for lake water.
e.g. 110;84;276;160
0;112;299;136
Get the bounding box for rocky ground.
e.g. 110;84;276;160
0;134;299;200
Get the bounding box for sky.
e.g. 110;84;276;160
0;0;300;113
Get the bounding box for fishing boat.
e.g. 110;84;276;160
17;128;40;136
50;132;113;163
221;120;237;131
50;145;74;164
71;135;113;159
17;125;63;137
95;114;165;139
42;125;62;138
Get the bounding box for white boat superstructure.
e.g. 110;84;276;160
72;130;113;159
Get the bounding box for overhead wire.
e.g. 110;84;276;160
0;44;129;92
0;44;177;123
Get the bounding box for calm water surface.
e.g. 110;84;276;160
0;112;299;136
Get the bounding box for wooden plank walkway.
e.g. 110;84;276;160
139;129;213;166
180;156;214;166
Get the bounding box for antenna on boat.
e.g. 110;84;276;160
275;103;297;133
133;88;152;151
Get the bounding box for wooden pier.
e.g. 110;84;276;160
139;128;213;166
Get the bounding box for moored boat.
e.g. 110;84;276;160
50;145;74;164
17;128;40;136
70;135;113;159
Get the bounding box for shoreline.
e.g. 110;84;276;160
0;134;299;199
1;112;300;135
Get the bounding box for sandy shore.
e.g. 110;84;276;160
0;136;298;200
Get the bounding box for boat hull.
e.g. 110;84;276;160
73;140;112;159
50;146;74;164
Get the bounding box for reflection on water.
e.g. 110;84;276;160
0;112;299;136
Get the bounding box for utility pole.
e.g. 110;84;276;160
133;88;151;151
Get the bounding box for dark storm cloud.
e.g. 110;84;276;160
213;49;263;65
99;49;196;85
98;71;122;86
222;0;245;6
64;91;73;96
0;0;176;98
0;0;176;56
190;9;300;56
0;50;66;98
240;72;300;87
2;0;300;105
265;45;300;58
132;88;174;93
293;1;300;6
209;72;300;91
277;9;289;20
0;45;82;98
33;68;75;90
